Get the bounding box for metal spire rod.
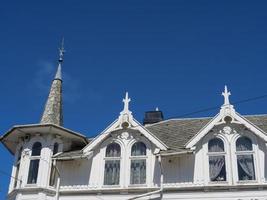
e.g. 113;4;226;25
59;37;65;62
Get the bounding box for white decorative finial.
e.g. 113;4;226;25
222;85;231;105
123;92;131;112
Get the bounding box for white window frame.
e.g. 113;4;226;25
128;140;149;187
202;126;261;186
100;139;124;188
126;137;153;188
99;132;153;188
207;139;227;183
203;133;230;185
24;137;45;187
103;142;122;186
232;134;259;184
27;142;42;185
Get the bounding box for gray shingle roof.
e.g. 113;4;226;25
40;69;63;126
53;115;267;158
245;115;267;131
146;114;267;151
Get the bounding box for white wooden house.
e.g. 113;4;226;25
1;45;267;200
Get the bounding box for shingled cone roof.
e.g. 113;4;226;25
40;42;64;126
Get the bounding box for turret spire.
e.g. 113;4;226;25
40;40;64;126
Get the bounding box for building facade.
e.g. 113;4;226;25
1;46;267;200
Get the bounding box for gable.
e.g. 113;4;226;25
83;117;168;153
83;93;167;154
187;111;267;149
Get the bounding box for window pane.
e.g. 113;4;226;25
106;143;121;157
236;137;253;151
17;147;23;162
130;159;146;184
208;138;224;152
237;155;255;180
32;142;42;156
209;156;226;181
53;143;59;155
131;142;146;156
27;160;40;184
49;166;57;186
104;160;120;185
14;163;20;188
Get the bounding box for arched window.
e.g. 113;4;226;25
104;143;121;185
208;138;226;182
236;136;255;181
31;142;41;156
53;142;59;155
14;147;23;188
130;142;147;185
27;142;42;184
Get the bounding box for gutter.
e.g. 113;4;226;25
159;150;193;157
53;151;93;161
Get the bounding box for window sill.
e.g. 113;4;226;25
102;185;121;189
236;180;258;184
48;185;56;189
128;184;147;188
24;184;38;188
208;181;228;185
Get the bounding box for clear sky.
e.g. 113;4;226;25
1;0;267;197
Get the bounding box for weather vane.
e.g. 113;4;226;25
59;37;65;62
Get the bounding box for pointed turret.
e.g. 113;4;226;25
40;40;65;126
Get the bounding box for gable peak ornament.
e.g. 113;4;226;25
219;85;236;121
222;85;231;106
119;92;133;129
123;92;131;112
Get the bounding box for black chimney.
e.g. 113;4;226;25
143;110;164;125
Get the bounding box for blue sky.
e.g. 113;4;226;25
1;0;267;197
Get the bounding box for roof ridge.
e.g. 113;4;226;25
145;116;212;127
146;113;267;127
243;113;267;117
